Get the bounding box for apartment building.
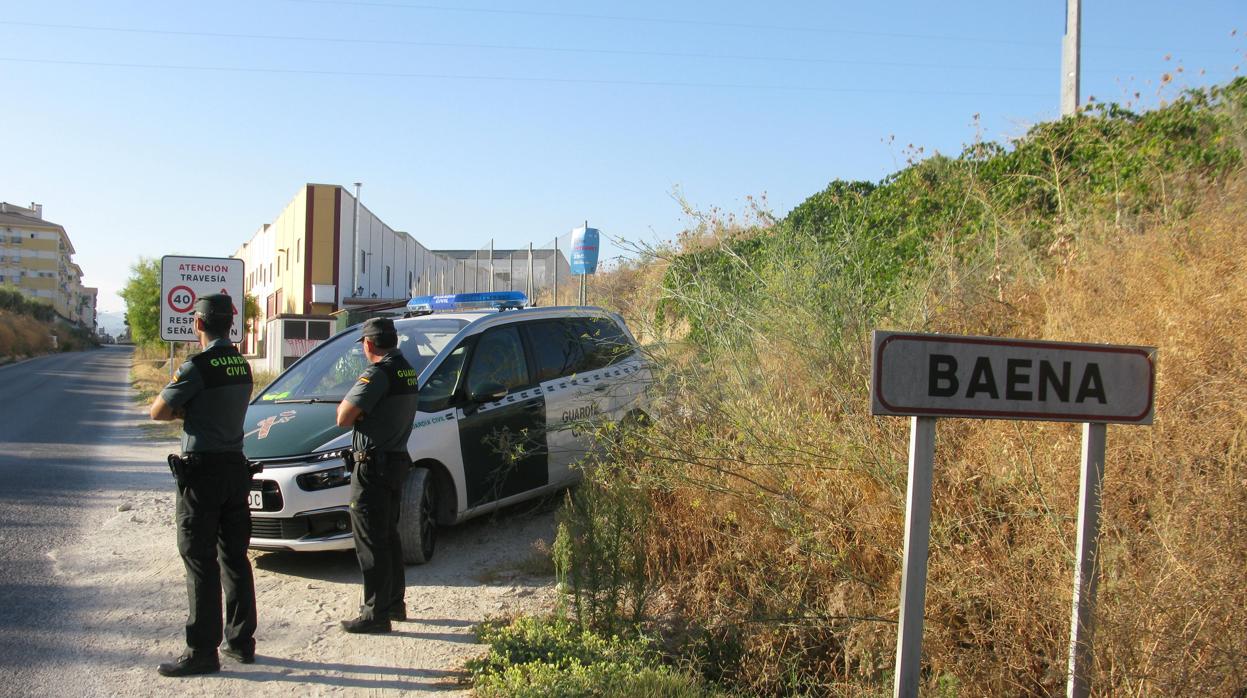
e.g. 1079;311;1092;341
0;202;97;328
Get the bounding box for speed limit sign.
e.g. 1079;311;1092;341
167;285;196;313
160;256;245;342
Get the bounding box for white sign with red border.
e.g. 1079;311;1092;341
870;329;1157;698
160;255;245;343
871;331;1156;424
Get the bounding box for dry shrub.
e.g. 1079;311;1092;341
607;178;1247;695
0;310;54;357
1024;180;1247;695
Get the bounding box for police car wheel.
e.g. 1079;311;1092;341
612;410;651;448
398;467;436;565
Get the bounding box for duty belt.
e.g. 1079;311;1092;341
167;453;264;483
343;449;409;468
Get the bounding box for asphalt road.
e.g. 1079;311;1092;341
0;345;165;694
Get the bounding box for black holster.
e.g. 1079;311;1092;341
347;448;379;469
167;454;189;485
166;453;204;486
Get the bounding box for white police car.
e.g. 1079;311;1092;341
242;292;651;563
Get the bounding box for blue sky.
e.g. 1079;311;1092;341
0;1;1242;324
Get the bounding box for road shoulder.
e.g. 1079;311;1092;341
50;403;559;696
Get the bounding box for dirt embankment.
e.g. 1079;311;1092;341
0;310;97;363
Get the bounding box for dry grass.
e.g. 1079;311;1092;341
596;178;1247;695
0;310;58;358
130;344;277;440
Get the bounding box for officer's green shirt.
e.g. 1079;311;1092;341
343;350;419;454
161;338;253;453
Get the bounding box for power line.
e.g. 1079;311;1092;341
276;0;1238;54
279;0;1055;47
0;20;1172;76
0;56;1049;98
0;20;1061;73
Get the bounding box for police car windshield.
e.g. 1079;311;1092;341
254;318;467;403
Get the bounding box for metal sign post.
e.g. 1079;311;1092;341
870;331;1155;698
894;416;936;696
1067;422;1105;698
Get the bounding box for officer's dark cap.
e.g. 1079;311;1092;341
194;293;234;318
356;317;398;343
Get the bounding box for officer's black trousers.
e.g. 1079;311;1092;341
349;453;411;620
175;453;257;657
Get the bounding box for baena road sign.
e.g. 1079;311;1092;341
870;330;1156;698
871;331;1156;424
160;255;245;343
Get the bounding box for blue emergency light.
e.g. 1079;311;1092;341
406;291;528;314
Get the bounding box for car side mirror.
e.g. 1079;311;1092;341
469;381;508;403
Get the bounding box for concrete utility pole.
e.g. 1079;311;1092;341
1061;0;1082;116
352;182;362;296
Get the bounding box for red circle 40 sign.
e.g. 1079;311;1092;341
166;285;196;313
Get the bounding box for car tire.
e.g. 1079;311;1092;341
398;467;436;565
612;409;651;447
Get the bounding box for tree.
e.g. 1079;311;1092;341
119;258;161;346
243;293;260;335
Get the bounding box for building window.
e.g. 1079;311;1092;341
296;241;301;263
385;266;391;286
360;251;366;274
408;271;413;290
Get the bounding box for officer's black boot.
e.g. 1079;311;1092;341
157;652;220;677
221;644;256;664
341;615;392;634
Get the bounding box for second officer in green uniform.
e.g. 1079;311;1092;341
336;317;419;634
149;293;257;676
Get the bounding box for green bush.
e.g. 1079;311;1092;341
469;616;717;698
662;78;1247;341
0;287;57;322
552;452;656;637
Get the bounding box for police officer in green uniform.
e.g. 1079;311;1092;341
149;293;257;676
335;317;419;634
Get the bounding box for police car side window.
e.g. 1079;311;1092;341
465;326;530;396
572;317;632;371
525;320;587;383
418;343;468;413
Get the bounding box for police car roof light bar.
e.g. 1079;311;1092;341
406;291;528;314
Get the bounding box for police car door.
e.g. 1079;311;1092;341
522;318;602;483
573;316;639;419
456;325;548;508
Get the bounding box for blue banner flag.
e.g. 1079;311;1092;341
570;226;600;276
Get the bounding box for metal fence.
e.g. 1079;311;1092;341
433;236;576;306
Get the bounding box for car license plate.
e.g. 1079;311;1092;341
248;491;264;510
